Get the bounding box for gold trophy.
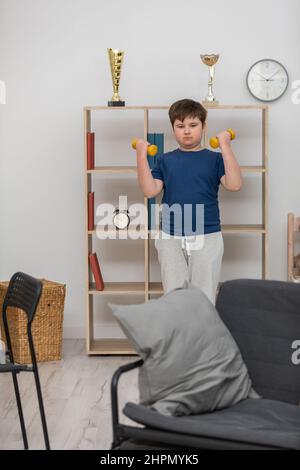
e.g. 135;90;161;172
107;48;125;106
200;54;220;105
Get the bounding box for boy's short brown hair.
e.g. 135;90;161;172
168;98;207;128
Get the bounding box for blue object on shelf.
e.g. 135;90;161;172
147;133;164;230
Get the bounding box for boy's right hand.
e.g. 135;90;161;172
135;139;150;157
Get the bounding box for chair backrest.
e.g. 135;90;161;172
216;278;300;405
3;272;42;325
287;213;300;282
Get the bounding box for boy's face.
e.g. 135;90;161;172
173;116;206;151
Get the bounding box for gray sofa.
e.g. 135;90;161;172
110;279;300;450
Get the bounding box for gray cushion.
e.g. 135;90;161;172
123;398;300;450
108;282;258;417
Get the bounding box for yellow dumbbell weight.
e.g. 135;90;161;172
209;128;236;149
131;138;158;157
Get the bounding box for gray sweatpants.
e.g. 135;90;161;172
154;231;224;305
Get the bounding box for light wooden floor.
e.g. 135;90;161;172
0;339;142;450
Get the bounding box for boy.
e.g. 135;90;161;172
136;99;242;305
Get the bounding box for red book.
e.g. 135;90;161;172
89;253;104;291
87;132;95;170
88;192;94;231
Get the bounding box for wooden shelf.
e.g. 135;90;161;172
87;165;265;175
90;281;227;297
84;104;269;355
241;166;266;173
84;104;268;111
88;339;137;355
90;224;266;237
87;166;136;174
89;282;146;295
88;225;146;236
149;282;164;294
221;224;266;233
148;225;266;238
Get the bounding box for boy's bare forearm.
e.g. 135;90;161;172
136;154;158;198
220;143;242;191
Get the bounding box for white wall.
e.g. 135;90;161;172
0;0;299;339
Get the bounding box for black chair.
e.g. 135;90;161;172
0;272;50;450
110;278;300;450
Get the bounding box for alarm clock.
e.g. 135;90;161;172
113;208;130;230
246;59;289;102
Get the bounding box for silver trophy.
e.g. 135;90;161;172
200;54;220;104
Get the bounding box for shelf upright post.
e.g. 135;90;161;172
144;108;150;301
262;106;269;279
84;107;94;352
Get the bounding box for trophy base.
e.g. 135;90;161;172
202;100;219;106
108;101;125;107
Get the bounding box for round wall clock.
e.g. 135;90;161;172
246;59;289;102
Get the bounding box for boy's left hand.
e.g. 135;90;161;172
216;130;232;149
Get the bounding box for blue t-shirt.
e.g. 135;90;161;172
151;148;225;236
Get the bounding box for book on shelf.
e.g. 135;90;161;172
89;252;105;291
147;133;164;230
87;132;95;170
88;192;94;231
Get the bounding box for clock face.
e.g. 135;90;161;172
113;211;129;229
246;59;289;102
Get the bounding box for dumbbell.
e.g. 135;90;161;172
131;138;158;157
209;128;236;149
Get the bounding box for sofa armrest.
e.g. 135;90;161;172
111;359;144;447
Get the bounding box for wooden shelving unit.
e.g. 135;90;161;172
84;104;269;355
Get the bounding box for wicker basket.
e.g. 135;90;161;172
0;278;66;364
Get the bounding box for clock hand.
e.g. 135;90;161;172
255;71;268;80
266;68;280;81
